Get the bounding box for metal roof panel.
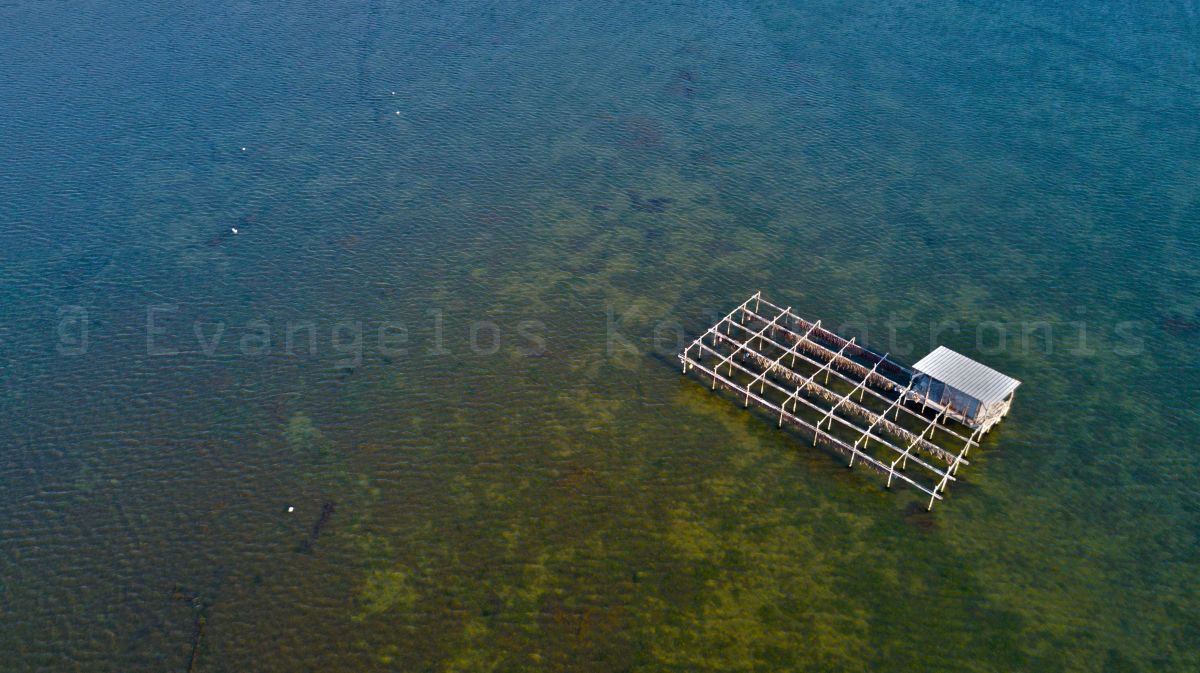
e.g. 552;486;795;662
912;346;1021;405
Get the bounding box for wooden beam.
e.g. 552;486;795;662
681;350;941;501
710;308;785;379
734;338;967;467
756;295;911;379
819;357;885;431
722;318;979;453
693;341;956;486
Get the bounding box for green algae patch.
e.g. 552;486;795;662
285;412;331;460
354;568;418;621
650;493;874;672
284;411;358;491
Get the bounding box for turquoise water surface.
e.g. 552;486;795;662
2;1;1198;671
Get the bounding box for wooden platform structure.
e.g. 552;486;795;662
679;292;1018;509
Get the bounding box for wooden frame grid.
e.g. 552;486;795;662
679;292;990;510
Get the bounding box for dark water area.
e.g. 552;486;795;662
1;1;1198;670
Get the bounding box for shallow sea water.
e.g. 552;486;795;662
1;1;1198;671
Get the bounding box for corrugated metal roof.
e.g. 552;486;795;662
912;346;1021;405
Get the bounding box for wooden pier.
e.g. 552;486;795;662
679;292;1017;509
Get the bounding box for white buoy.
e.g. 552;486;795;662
287;506;294;513
395;111;400;115
231;227;239;235
241;147;246;151
391;91;395;95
